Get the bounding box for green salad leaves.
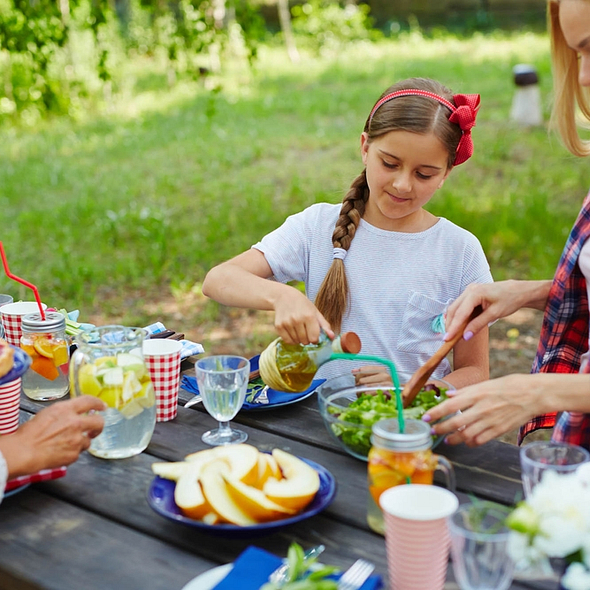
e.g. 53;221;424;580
329;385;449;457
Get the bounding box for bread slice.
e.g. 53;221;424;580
0;338;14;379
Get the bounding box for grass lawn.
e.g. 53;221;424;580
1;31;587;352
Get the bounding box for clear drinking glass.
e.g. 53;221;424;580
195;355;249;446
520;441;590;498
448;502;514;590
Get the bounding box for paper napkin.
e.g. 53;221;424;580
212;546;383;590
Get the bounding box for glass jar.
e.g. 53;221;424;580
260;331;362;392
69;325;156;459
367;418;455;535
20;311;70;401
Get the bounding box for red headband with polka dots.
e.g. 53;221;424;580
368;89;481;166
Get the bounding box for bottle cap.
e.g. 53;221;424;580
21;312;66;333
371;418;432;451
340;332;361;354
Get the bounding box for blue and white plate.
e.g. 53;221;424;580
147;456;337;537
0;345;31;387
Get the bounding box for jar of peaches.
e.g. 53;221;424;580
367;418;455;535
20;311;70;401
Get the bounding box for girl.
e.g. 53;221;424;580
202;77;492;386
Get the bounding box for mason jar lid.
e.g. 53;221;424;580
21;311;66;333
370;418;432;451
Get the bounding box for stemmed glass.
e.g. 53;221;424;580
195;355;249;446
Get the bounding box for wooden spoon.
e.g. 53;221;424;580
401;305;483;408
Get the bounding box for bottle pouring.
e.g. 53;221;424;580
259;331;362;393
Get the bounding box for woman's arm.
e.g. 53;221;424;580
425;372;590;447
202;249;333;344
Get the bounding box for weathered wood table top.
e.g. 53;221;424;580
0;362;558;590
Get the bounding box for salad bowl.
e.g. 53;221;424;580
317;373;455;461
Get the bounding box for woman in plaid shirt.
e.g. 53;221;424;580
426;0;590;450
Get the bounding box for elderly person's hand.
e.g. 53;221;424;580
0;395;105;478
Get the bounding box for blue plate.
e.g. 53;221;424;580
4;483;30;498
146;456;337;537
0;346;31;387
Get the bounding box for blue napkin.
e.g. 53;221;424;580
181;354;325;410
212;546;383;590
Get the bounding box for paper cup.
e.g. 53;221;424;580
380;484;459;590
1;301;47;347
143;339;182;422
0;377;21;434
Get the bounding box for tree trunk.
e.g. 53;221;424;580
277;0;300;63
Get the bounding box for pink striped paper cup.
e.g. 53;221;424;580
143;339;182;422
0;301;47;347
380;484;459;590
0;377;22;434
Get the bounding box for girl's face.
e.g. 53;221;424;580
559;0;590;86
361;130;450;232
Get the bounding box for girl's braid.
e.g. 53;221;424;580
315;170;369;333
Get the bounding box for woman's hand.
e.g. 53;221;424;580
2;395;106;478
273;289;333;345
423;374;543;447
443;280;550;343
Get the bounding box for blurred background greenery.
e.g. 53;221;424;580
0;0;585;351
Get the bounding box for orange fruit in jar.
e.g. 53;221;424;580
52;342;69;367
21;343;38;359
31;356;60;381
33;335;54;358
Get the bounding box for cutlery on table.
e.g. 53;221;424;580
183;393;202;408
401;305;483;408
268;544;326;585
252;385;270;405
337;558;375;590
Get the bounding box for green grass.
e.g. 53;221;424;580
0;31;587;326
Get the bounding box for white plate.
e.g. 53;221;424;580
181;564;233;590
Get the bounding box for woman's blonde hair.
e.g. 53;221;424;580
314;77;462;333
549;0;590;156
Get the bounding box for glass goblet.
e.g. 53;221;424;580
195;355;249;446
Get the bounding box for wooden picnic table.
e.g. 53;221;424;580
0;360;559;590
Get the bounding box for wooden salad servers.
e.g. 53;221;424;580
401;305;483;408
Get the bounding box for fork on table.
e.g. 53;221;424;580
337;558;375;590
252;384;270;405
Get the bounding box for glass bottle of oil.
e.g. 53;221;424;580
260;331;361;393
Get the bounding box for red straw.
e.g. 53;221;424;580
0;242;45;320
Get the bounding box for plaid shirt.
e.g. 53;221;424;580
518;192;590;447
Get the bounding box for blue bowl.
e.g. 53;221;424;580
0;345;32;386
146;456;337;537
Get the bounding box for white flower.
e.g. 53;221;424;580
561;562;590;590
507;463;590;582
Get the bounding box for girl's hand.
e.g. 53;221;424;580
273;289;333;345
352;366;392;386
443;280;535;343
423;374;541;447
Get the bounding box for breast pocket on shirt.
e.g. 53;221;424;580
396;291;448;355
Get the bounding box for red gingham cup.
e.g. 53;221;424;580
142;339;182;422
0;377;22;434
0;301;47;347
380;484;459;590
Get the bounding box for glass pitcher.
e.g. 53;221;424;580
69;326;156;459
367;418;455;535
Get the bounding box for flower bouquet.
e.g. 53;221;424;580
506;463;590;590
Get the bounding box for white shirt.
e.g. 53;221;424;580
253;203;493;382
577;239;590;371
